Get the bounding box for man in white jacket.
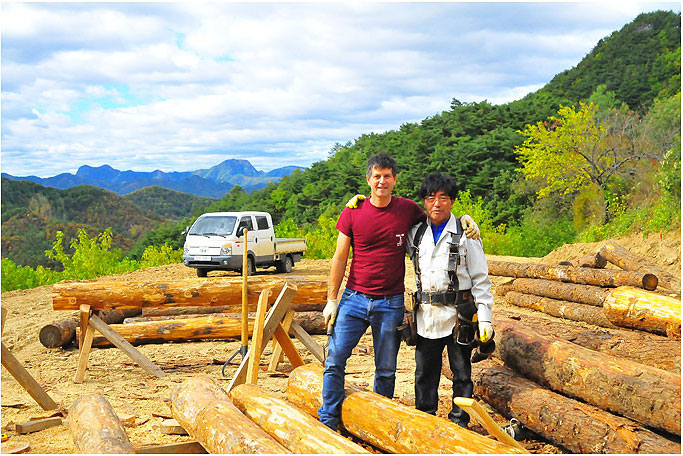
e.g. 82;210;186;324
407;172;494;427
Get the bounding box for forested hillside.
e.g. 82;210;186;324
1;179;163;268
124;186;215;220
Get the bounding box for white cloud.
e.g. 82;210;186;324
1;1;679;176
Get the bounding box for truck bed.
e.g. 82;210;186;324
274;238;307;255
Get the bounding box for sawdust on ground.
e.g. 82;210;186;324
1;229;680;453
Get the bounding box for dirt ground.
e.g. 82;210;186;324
1;229;680;453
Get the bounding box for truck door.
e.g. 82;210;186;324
254;215;275;262
235;215;256;259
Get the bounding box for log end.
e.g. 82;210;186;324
643;273;659;291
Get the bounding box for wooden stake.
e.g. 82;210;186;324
453;397;528;452
289;321;324;364
78;304;91;349
246;289;271;384
228;282;297;391
273;311;305;369
268;309;294;371
73;323;95;384
1;342;58;411
87;314;165;378
241;228;249;348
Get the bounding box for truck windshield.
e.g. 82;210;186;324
189;216;237;236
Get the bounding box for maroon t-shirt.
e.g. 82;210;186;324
336;196;426;295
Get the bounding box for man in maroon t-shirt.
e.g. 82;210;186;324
318;153;478;431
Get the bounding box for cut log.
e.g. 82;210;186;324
170;376;289;454
124;311;327;334
488;261;658;290
286;363;526;454
603;286;681;339
78;315;254;347
503;291;617;328
40;309;142;348
496;321;681;435
229;383;369;453
559;252;607;268
474;364;681;454
493;309;681;373
53;276;327;311
600;241;681;293
141;302;325;317
66;393;134;453
502;278;611;307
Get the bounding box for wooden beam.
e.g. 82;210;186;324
273;312;305;369
134;442;207;454
1;342;58;410
87;314;165;378
78;305;90;348
268;309;294;371
227;282;297;391
15;417;62;434
73;323;95;384
246;289;271;384
453;397;528;452
289;321;324;364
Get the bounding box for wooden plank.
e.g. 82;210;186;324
1;306;7;335
289;321;325;363
15;417;62;434
246;289;271;384
273;315;305;368
1;342;58;411
453;397;528;452
227;282;297;392
160;418;188;435
78;304;90;349
268;310;294;371
73;323;95;384
87;314;165;378
241;229;249;347
134;441;207;454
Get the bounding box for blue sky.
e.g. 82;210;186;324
1;1;680;177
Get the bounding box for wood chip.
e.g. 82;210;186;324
160;419;187;435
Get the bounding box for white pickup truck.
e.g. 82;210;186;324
182;211;307;277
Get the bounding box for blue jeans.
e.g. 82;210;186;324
318;288;404;430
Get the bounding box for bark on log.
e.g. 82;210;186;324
603;286;681;339
40;309;141;348
67;393;134;454
229;383;369;453
503;291;617;329
170;376;289;454
502;278;611;307
53;276;327;311
488;261;658;290
78;315;254;347
496;321;681;435
141;302;324;316
124;311;327;335
600;241;682;293
474;364;681;454
559;252;607;269
493;309;680;373
286;363;526;454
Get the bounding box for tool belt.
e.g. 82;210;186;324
415;290;472;305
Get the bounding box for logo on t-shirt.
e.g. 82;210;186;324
395;233;405;247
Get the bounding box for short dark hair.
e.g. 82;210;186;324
366;153;398;178
418;172;458;200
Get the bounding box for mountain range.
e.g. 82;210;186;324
1;159;306;198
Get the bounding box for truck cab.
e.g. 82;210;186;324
182;211;305;277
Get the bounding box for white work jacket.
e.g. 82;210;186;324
407;214;493;339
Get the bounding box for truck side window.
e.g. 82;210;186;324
237;217;254;234
255;216;270;230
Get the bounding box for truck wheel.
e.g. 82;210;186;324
247;257;255;276
277;255;293;273
196;268;208;278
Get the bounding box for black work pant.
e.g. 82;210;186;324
415;333;473;427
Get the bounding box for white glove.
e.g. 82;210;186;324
323;299;339;327
460;214;481;240
345;194;366;208
479;321;493;343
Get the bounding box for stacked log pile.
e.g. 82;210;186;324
437;242;682;453
44;276;328;348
